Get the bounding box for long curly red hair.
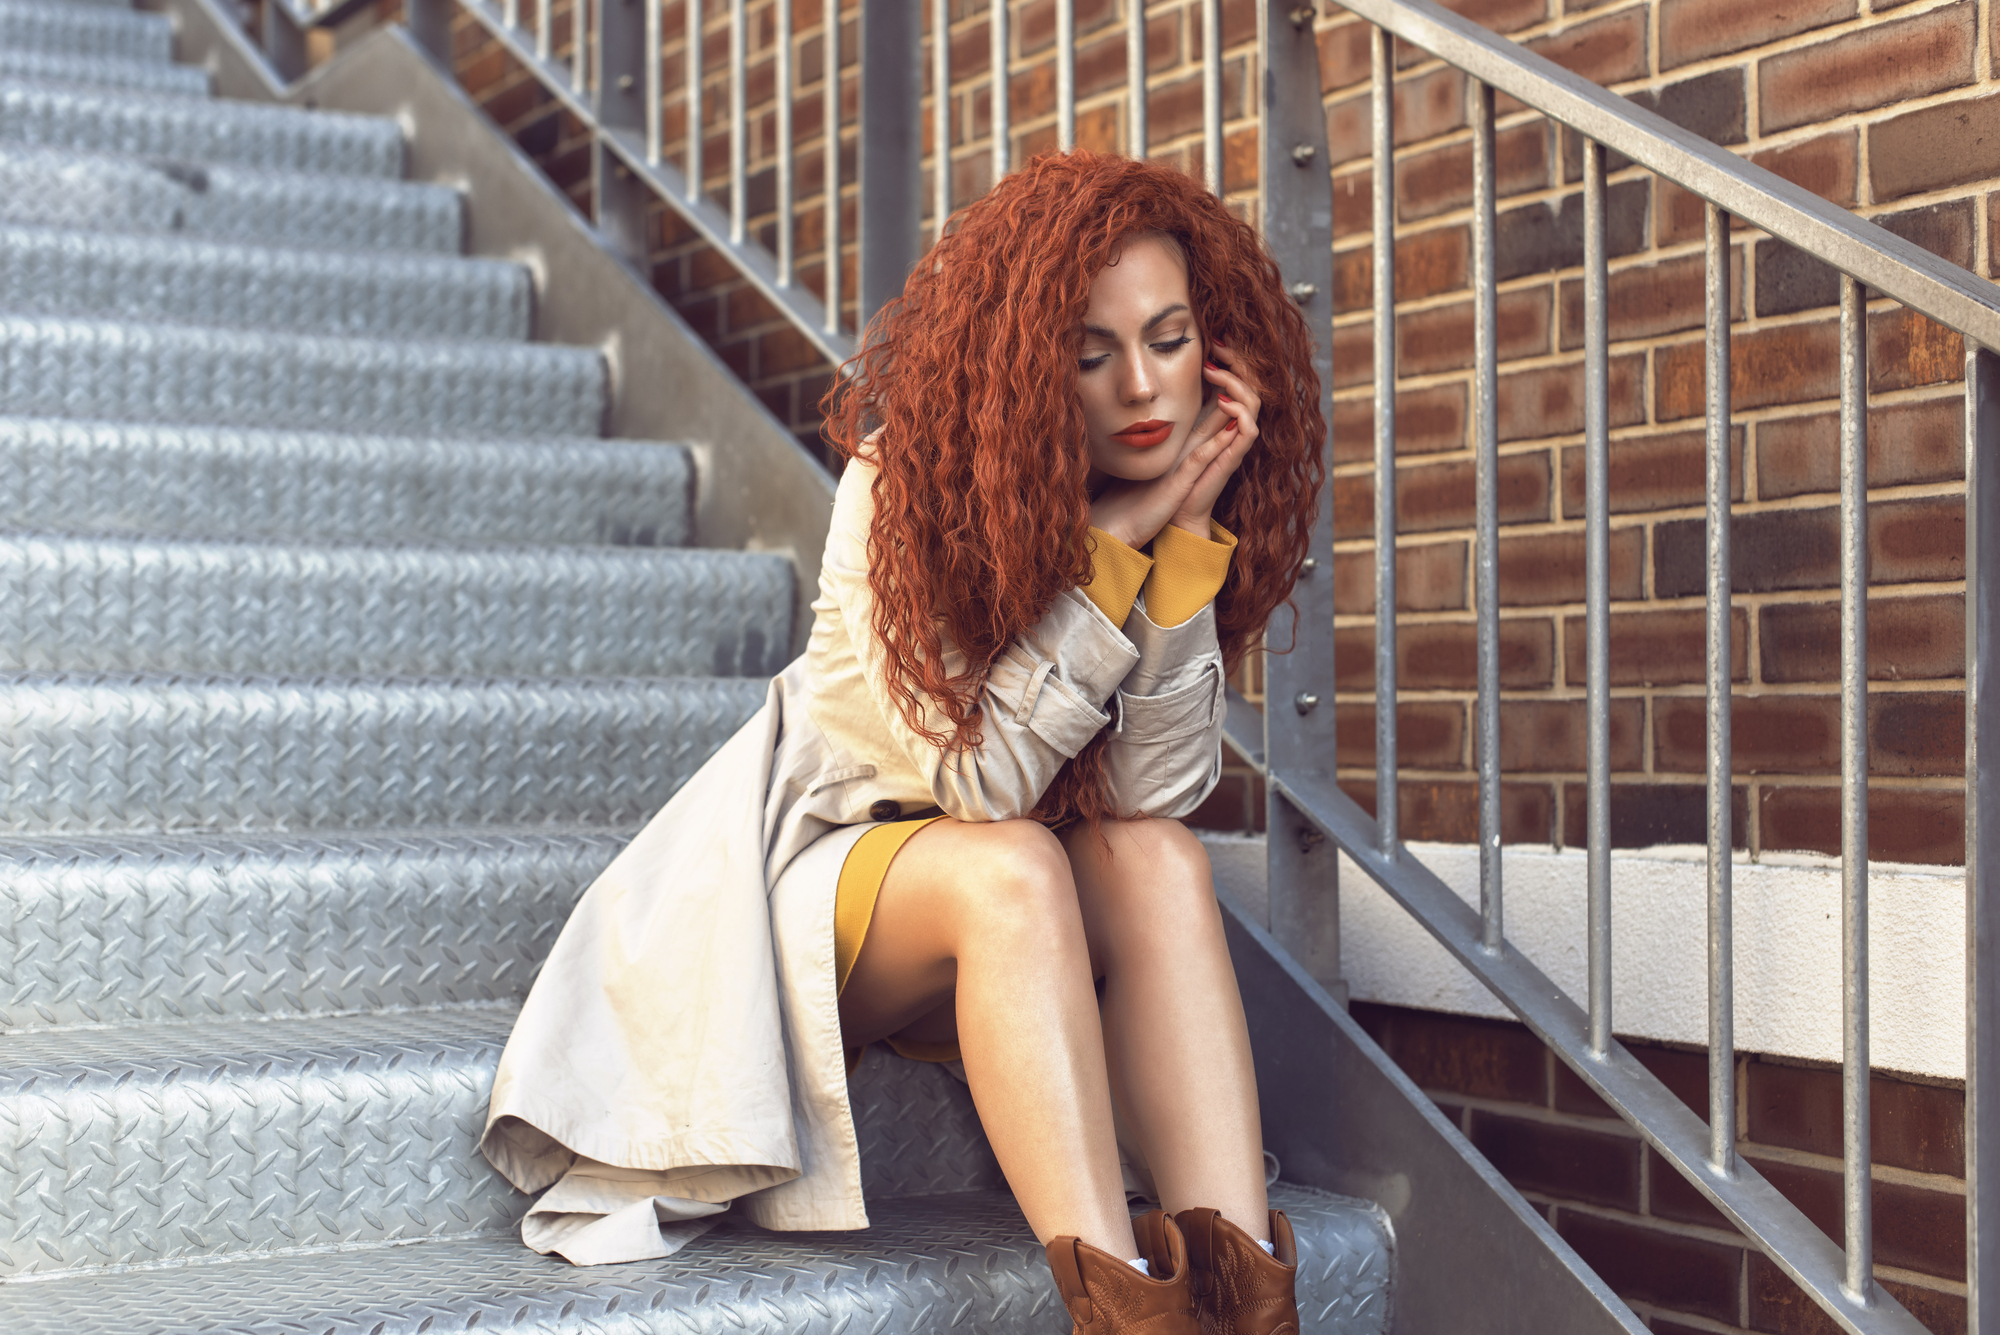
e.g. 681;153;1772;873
822;150;1325;823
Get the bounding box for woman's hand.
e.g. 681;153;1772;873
1088;343;1261;548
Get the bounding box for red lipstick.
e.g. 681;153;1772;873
1110;418;1173;449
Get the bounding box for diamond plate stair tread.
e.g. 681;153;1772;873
0;418;695;548
0;671;768;832
0;827;636;1028
0;226;529;339
0;147;462;252
0;1185;1392;1333
0;0;170;62
0;532;792;678
0;80;404;177
0;317;604;438
0;49;209;96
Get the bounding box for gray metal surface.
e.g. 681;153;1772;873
0;0;170;63
1055;0;1073;150
0;317;604;437
1583;139;1610;1059
0;146;463;253
1471;80;1502;950
1371;24;1397;855
1200;0;1219;193
0;48;210;96
1705;201;1735;1171
1968;346;2000;1335
0;419;695;548
0;532;792;678
856;0;920;330
0;1185;1394;1334
0;225;528;339
0;828;632;1028
848;1046;1005;1199
0;80;404;177
0;672;767;832
1840;274;1874;1300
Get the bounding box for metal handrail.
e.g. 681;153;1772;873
240;0;1994;1330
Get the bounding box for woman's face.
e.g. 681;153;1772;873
1076;234;1206;485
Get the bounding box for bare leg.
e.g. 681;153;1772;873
838;818;1136;1258
1063;817;1269;1242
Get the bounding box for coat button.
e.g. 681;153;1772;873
869;799;902;822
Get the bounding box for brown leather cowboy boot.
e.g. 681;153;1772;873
1043;1209;1202;1334
1173;1207;1300;1335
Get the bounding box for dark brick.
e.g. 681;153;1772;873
1759;3;1975;136
1750;1250;1968;1334
1654;694;1840;775
1559;426;1745;519
1392;452;1550;534
1363;777;1555;843
1871;692;1966;778
1871;92;2000;203
1497;698;1644;772
1754;1154;1965;1281
1495;354;1646;443
1654;506;1835;597
1184;768;1264;834
1497;179;1649;281
1558;1211;1742;1323
1755;240;1839;318
1756;397;1965;499
1876;197;1978;272
1655;321;1840;422
1747;1058;1966;1178
1648;1144;1734;1230
1395;286;1552;378
1558;251;1742;351
1759;596;1966;684
1330;384;1468;463
1526;8;1648;84
1340;617;1555;690
1348;1002;1549;1105
1497;527;1644;606
1639;65;1747;146
1335;700;1468;770
1331;540;1468;616
1760;784;1966;864
1327;66;1466;166
1467;1110;1642;1211
1561;607;1752;687
1659;0;1853;69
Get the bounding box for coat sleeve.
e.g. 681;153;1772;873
822;468;1141;822
1101;595;1228;819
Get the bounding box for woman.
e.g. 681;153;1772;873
481;150;1325;1335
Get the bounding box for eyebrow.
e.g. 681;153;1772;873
1081;303;1192;340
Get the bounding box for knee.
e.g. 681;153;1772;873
1109;818;1220;928
953;819;1081;936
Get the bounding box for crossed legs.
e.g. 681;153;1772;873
835;816;1269;1260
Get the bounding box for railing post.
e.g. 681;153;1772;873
1259;0;1341;1000
594;0;651;265
1970;343;2000;1335
405;0;454;65
260;0;307;81
858;0;923;330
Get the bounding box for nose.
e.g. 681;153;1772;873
1120;348;1157;405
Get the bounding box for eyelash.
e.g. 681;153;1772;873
1077;335;1193;373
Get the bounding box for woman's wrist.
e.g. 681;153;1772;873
1167;513;1212;539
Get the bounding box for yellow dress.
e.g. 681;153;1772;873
832;520;1238;1065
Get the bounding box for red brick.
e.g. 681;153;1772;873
1557;251;1742;351
1654;321;1840;422
1559;780;1751;850
1563;607;1751;686
1330;383;1467;463
1747;1058;1966;1178
1467;1110;1642;1211
1497;698;1644;771
1756;397;1965;499
1398;225;1471;301
1658;0;1852;69
1871;91;2000;204
1016;0;1117;53
1395;122;1550;222
1870;306;1966;393
1655;693;1840;775
1497;527;1644;606
1753;1154;1965;1281
1335;700;1468;769
1348;1002;1549;1104
1431;0;1546;33
1874;495;1968;585
1554;1041;1711;1119
1558;1210;1742;1324
1648;1144;1734;1230
1497;354;1645;442
1362;777;1555;843
1526;8;1648;85
1870;692;1967;777
1334;617;1556;690
1749;1250;1967;1335
1332;169;1371;238
758;322;827;376
1395;452;1551;533
1327;67;1467;166
1318;18;1372;93
1753;131;1860;207
1759;596;1966;684
1759;784;1966;864
1395;286;1552;377
1331;539;1469;615
1759;3;1974;136
1559;426;1745;519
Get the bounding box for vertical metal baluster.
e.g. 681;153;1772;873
729;0;746;243
1126;0;1145;159
933;0;950;236
777;0;793;280
991;0;1009;181
645;0;662;162
1371;25;1397;858
1705;202;1736;1168
505;0;519;35
1057;0;1074;150
1201;0;1220;194
1968;344;2000;1335
1471;80;1501;951
1840;272;1874;1306
573;0;588;90
686;0;703;199
1584;139;1611;1059
857;0;924;327
537;0;552;61
823;0;839;331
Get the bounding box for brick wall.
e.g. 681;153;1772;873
1357;1000;1969;1334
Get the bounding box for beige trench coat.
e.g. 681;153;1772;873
479;457;1231;1265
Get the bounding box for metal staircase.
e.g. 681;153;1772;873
0;3;1401;1329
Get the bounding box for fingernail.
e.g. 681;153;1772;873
1218;393;1233;404
1204;360;1220;371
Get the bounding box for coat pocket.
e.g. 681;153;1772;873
804;763;877;797
1114;660;1222;745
